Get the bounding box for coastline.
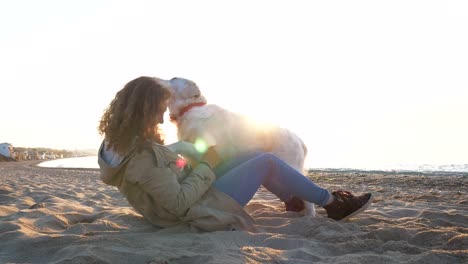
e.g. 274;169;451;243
309;168;468;177
1;161;467;263
32;155;468;176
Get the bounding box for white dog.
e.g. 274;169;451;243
164;77;315;216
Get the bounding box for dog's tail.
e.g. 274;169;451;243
301;139;308;158
300;139;308;173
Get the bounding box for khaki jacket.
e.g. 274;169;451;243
98;141;255;231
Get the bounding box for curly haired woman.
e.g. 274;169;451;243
97;76;374;231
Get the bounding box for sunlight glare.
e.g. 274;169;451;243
194;138;209;153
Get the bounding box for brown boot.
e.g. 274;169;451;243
324;190;374;221
284;196;305;212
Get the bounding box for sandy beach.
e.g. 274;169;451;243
0;161;466;264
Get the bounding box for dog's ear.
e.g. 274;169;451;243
169;77;190;92
169;77;203;98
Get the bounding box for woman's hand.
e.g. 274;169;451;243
166;141;203;161
200;146;220;169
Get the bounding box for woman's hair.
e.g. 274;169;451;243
98;76;172;155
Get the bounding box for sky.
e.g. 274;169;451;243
1;0;467;169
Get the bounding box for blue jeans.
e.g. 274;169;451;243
212;152;330;207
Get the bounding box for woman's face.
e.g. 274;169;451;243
156;100;169;124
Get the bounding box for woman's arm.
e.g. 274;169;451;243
131;149;218;217
165;141;204;161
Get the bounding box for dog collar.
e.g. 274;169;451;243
170;102;207;121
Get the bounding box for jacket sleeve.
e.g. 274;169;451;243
165;141;204;161
128;151;217;217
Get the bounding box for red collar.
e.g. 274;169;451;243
170;102;206;121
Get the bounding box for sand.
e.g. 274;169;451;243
0;161;466;264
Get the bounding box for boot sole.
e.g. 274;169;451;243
339;193;374;222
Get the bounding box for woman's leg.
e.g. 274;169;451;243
213;151;298;204
212;153;330;207
212;151;263;177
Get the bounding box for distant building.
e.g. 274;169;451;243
0;143;13;158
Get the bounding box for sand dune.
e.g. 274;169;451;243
0;161;466;263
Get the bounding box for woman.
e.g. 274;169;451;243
98;76;374;231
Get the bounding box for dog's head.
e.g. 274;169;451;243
166;77;207;121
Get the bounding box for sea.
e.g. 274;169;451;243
38;156;468;176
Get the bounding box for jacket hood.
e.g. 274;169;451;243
98;141;134;186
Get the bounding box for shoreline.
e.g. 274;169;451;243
1;161;466;263
5;159;468;177
309;168;468;177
